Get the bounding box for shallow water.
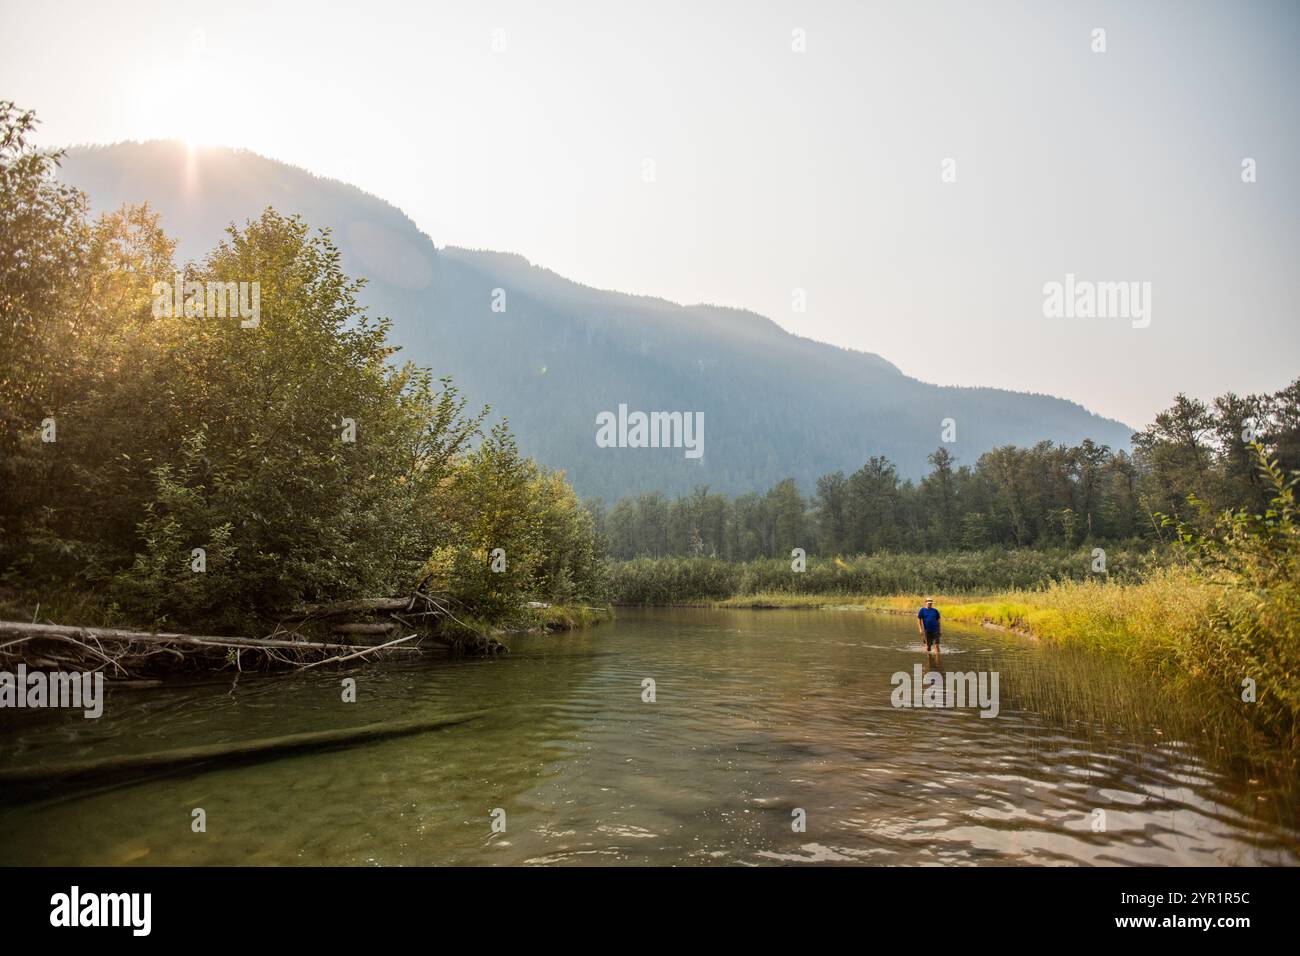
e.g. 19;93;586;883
1;608;1295;865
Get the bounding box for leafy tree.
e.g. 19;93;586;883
427;422;542;619
2;104;605;630
1182;447;1299;754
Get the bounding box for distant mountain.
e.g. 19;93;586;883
58;141;1134;499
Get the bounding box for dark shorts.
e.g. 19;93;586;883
924;630;941;649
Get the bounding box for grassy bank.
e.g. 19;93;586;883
713;570;1298;828
904;571;1295;798
517;603;615;632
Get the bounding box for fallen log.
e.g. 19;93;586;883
330;622;398;635
0;620;418;654
0;711;487;798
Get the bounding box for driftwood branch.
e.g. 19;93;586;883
295;634;418;671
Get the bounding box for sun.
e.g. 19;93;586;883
177;111;216;150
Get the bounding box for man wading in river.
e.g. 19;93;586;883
917;598;941;656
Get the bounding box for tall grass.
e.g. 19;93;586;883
917;565;1296;815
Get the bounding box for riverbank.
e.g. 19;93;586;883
0;586;612;677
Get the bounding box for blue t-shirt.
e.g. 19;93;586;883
918;606;941;633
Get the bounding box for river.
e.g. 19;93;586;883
1;608;1296;865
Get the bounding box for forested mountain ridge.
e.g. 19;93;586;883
59;140;1136;499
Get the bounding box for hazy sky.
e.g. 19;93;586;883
3;0;1297;428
